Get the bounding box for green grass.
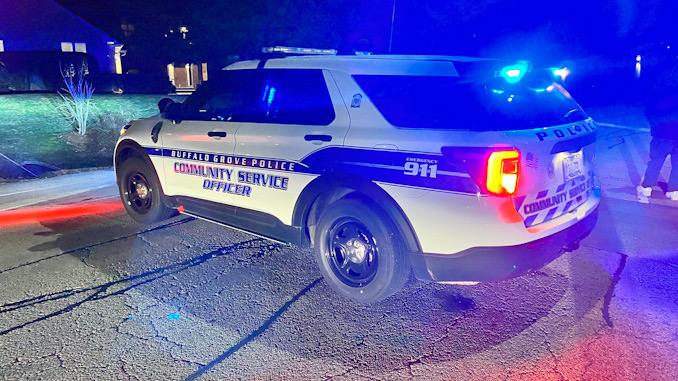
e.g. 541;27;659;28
0;93;183;169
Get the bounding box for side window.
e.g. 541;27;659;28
181;70;261;122
258;69;335;125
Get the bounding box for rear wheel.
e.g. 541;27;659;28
117;157;173;224
314;198;409;303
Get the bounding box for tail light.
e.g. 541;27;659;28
487;150;520;195
440;146;520;196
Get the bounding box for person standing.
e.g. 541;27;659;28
637;65;678;203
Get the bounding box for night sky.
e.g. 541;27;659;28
54;0;678;70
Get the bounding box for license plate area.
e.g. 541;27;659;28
563;152;583;182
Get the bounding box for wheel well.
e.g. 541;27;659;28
114;141;171;207
115;140;153;174
293;173;421;253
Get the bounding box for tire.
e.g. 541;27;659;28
117;157;174;224
313;198;410;303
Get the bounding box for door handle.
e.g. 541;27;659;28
207;131;227;138
304;134;332;142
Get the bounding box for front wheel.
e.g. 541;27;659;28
314;198;410;303
117;157;174;224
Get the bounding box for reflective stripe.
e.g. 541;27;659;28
145;146;478;194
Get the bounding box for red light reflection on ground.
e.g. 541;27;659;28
0;200;125;228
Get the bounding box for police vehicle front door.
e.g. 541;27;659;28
232;69;350;225
160;70;261;206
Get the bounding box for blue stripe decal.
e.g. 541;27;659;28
513;195;526;211
543;207;558;223
146;146;479;194
556;183;567;193
146;147;162;156
524;214;539;228
562;200;573;214
536;190;549;199
576;195;583;203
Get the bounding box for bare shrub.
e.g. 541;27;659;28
57;62;94;135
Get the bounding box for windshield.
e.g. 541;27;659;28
353;74;588;131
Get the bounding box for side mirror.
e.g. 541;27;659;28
164;102;183;123
158;97;174;113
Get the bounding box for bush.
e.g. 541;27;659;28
57;62;94;135
61;113;128;165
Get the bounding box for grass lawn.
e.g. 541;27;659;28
0;93;184;170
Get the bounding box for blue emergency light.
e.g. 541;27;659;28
498;61;530;84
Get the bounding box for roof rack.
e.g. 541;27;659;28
261;46;337;56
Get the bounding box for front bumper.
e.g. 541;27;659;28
409;206;598;283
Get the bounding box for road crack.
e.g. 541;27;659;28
602;252;627;327
0;217;196;276
0;238;260;336
184;277;323;381
536;325;566;381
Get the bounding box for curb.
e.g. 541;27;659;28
0;169;116;211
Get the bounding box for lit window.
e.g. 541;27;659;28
121;23;135;37
74;43;87;53
61;42;74;52
0;40;4;52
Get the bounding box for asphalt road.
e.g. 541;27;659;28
0;125;677;380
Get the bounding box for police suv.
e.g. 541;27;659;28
114;52;600;302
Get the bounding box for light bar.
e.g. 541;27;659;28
497;61;531;84
261;46;337;55
551;67;570;81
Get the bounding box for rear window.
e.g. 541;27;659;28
353;74;588;131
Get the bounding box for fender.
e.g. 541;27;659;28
114;139;162;187
292;172;421;253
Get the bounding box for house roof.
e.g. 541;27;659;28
0;0;116;45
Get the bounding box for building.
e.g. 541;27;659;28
0;0;122;73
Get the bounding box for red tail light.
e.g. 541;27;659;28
487;150;520;195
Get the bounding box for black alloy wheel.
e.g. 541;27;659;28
326;217;379;287
117;157;174;224
125;171;153;215
314;197;410;303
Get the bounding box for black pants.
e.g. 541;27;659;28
642;136;678;191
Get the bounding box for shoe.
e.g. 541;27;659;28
666;191;678;200
637;185;652;203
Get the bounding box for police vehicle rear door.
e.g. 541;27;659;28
232;68;350;225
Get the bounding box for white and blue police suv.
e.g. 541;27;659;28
114;54;600;302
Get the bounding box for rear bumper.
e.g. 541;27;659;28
409;206;598;283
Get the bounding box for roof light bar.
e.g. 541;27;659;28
497;61;531;84
261;46;337;55
551;67;570;81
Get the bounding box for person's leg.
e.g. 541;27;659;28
666;140;678;198
642;137;672;187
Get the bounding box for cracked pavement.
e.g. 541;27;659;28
0;123;677;380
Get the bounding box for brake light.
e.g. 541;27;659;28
487;150;520;195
